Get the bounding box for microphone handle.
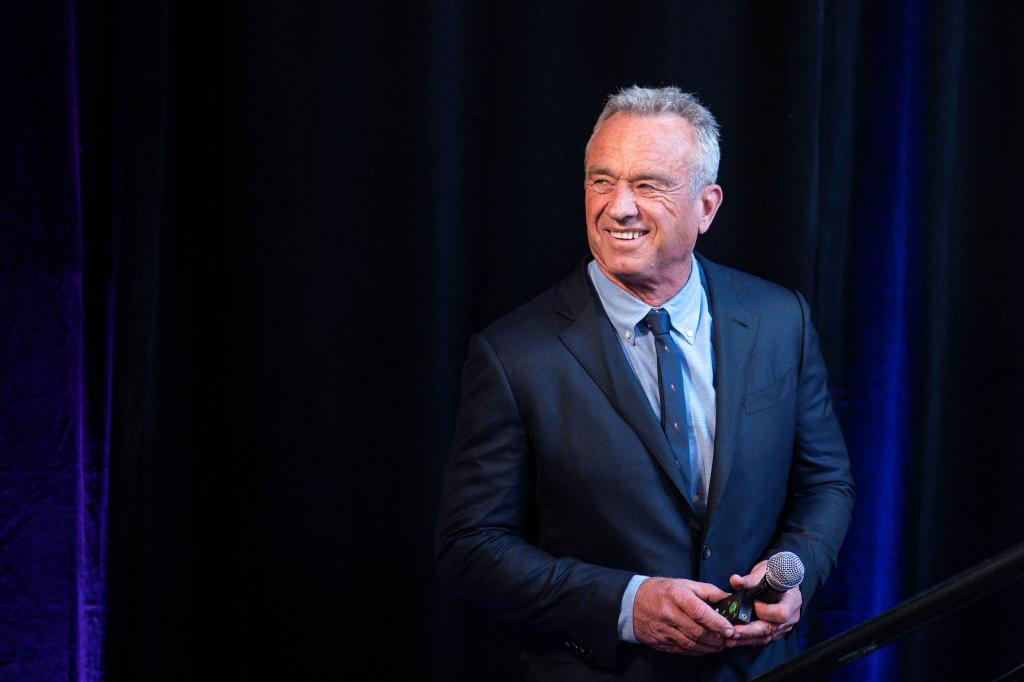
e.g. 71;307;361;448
711;581;786;625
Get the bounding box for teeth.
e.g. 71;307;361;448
611;231;644;240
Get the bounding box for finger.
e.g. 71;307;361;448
724;625;775;649
754;601;799;626
668;611;726;647
725;635;774;648
725;621;774;648
730;621;774;640
694;629;726;647
771;626;793;642
683;639;724;655
684;580;732;607
643;595;726;648
683;590;735;636
671;626;729;655
729;573;755;590
753;603;786;625
732;561;768;591
662;626;723;655
677;613;726;642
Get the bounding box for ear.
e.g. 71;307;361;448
697;184;723;234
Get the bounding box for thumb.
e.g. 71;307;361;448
730;573;754;590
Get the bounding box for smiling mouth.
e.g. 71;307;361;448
608;230;648;241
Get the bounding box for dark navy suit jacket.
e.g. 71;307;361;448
436;254;855;681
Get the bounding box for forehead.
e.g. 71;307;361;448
586;113;696;174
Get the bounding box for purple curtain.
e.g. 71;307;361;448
1;0;108;678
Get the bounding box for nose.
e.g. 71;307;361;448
606;182;639;223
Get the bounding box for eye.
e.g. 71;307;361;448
589;178;614;193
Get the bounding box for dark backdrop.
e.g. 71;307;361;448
4;1;1023;680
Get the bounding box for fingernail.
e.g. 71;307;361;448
725;628;734;637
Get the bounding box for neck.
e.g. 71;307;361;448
597;257;693;307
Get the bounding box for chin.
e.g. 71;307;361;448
600;257;648;281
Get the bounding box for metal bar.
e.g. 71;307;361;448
752;539;1024;681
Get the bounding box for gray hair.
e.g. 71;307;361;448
587;85;721;196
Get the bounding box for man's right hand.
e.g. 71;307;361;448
633;577;735;655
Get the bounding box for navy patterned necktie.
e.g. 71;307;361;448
643;308;704;517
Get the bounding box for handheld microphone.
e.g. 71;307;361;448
711;551;804;625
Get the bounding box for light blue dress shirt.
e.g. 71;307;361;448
587;257;717;643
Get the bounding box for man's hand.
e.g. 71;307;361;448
724;560;802;648
633;577;736;655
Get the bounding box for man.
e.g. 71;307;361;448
435;86;854;681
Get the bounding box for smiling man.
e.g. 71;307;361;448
584;107;720;306
436;86;855;681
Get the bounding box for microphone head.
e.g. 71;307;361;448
764;551;804;592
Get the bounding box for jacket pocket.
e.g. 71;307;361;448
743;368;796;414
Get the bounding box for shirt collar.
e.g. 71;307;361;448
587;256;705;346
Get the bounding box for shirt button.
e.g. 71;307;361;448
702;545;711;560
625;329;632;339
685;329;694;338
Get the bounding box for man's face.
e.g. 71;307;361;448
584;113;722;302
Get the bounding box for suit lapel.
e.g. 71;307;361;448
697;255;760;530
555;262;701;527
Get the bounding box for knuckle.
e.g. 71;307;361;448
684;622;704;639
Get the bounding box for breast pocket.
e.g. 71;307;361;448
743;367;796;414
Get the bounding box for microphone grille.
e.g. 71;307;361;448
765;551;805;592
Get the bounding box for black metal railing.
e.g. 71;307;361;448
752;539;1024;681
992;659;1024;682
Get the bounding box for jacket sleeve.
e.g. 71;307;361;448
767;291;856;609
435;333;634;668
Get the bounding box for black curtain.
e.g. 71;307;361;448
56;1;1024;680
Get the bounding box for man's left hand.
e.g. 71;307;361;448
723;560;802;648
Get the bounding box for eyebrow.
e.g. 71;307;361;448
585;167;674;185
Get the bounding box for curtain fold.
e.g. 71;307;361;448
1;1;109;679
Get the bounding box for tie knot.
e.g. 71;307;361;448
643;308;672;336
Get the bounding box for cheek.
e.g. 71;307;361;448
637;196;675;218
635;204;669;236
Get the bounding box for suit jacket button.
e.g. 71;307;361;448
702;544;711;559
